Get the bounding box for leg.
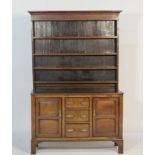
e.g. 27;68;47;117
36;142;39;148
115;140;123;154
31;140;36;154
118;143;123;154
114;142;118;146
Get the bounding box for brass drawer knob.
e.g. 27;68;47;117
81;101;88;106
80;115;87;118
66;114;74;118
67;129;74;132
66;102;73;107
80;129;88;132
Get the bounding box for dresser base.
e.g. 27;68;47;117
31;92;123;154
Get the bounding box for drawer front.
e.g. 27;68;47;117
65;110;89;122
65;124;90;138
65;97;89;108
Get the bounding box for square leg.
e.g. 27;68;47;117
115;140;124;154
114;142;118;146
31;140;36;154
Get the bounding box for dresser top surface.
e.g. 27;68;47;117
29;10;122;21
29;10;122;14
31;91;123;96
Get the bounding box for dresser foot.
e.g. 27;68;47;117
36;142;39;148
115;140;123;154
114;142;118;146
31;140;37;154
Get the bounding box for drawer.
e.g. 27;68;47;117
65;97;89;108
65;124;89;138
65;110;89;122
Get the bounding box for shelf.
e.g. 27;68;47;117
33;52;117;56
33;36;118;40
35;83;115;87
34;81;118;84
34;66;117;70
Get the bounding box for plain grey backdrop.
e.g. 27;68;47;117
13;0;142;154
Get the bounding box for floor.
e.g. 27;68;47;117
12;134;142;155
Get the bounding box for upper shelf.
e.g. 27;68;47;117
33;52;117;56
34;80;118;84
34;66;117;70
33;36;118;40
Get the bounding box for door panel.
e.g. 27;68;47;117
39;120;59;134
93;97;118;137
38;98;60;117
36;97;62;137
95;119;116;137
95;100;116;116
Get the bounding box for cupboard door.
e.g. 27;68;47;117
36;97;62;137
93;97;118;137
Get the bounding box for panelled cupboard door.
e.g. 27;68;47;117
93;97;118;137
36;97;62;137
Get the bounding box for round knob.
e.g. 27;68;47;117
81;102;88;106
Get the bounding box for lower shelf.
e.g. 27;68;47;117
34;84;117;93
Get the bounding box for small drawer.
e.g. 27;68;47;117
65;124;89;138
65;97;89;108
65;110;89;122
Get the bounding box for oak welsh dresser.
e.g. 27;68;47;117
29;11;124;154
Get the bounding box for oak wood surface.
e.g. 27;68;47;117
31;92;123;153
36;97;62;138
29;10;121;21
30;14;119;93
30;11;123;154
92;97;118;137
